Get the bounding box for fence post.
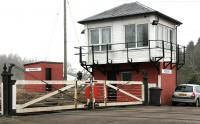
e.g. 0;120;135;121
12;83;17;111
141;84;145;102
143;71;148;105
104;80;107;107
74;80;78;109
92;81;95;110
1;64;8;116
89;76;94;109
1;64;16;116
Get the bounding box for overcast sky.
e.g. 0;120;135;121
0;0;200;70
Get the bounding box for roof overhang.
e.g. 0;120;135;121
78;11;182;25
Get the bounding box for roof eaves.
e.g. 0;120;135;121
24;61;63;66
155;11;182;25
78;11;155;24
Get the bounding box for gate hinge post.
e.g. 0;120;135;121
143;71;148;105
1;64;16;116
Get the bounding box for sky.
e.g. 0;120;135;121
0;0;200;70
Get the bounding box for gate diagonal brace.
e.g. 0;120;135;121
17;85;75;109
106;83;142;102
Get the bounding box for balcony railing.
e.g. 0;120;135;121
76;40;185;66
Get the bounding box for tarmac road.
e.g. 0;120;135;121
1;106;200;124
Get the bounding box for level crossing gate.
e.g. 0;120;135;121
1;80;145;115
12;80;144;113
0;64;147;115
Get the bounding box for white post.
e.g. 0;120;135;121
158;75;161;88
12;84;17;110
92;82;95;109
141;84;145;102
0;83;3;115
74;81;78;109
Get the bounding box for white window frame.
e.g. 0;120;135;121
124;23;149;48
156;25;175;42
156;25;175;49
89;27;112;51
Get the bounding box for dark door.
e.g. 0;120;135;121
107;71;117;101
45;68;52;80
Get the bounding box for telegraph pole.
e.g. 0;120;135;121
64;0;67;80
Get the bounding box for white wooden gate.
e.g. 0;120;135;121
13;80;144;114
13;80;87;113
93;80;144;107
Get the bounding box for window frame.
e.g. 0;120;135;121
124;23;149;49
89;27;112;52
125;24;136;48
137;23;149;47
89;28;100;51
156;25;175;50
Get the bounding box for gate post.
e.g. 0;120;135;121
90;77;95;109
74;80;78;109
104;80;107;107
143;71;148;105
1;64;16;116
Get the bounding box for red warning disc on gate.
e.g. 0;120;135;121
85;85;98;99
85;86;90;99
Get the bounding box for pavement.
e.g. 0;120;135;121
1;106;200;124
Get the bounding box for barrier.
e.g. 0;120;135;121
13;80;87;113
11;80;144;114
1;64;146;115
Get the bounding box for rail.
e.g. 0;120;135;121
75;40;185;66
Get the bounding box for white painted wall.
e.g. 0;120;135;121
82;14;177;65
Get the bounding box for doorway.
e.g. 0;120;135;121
107;71;117;101
45;68;52;80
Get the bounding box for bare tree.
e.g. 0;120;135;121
0;54;35;80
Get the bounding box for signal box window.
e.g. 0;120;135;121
89;27;111;51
